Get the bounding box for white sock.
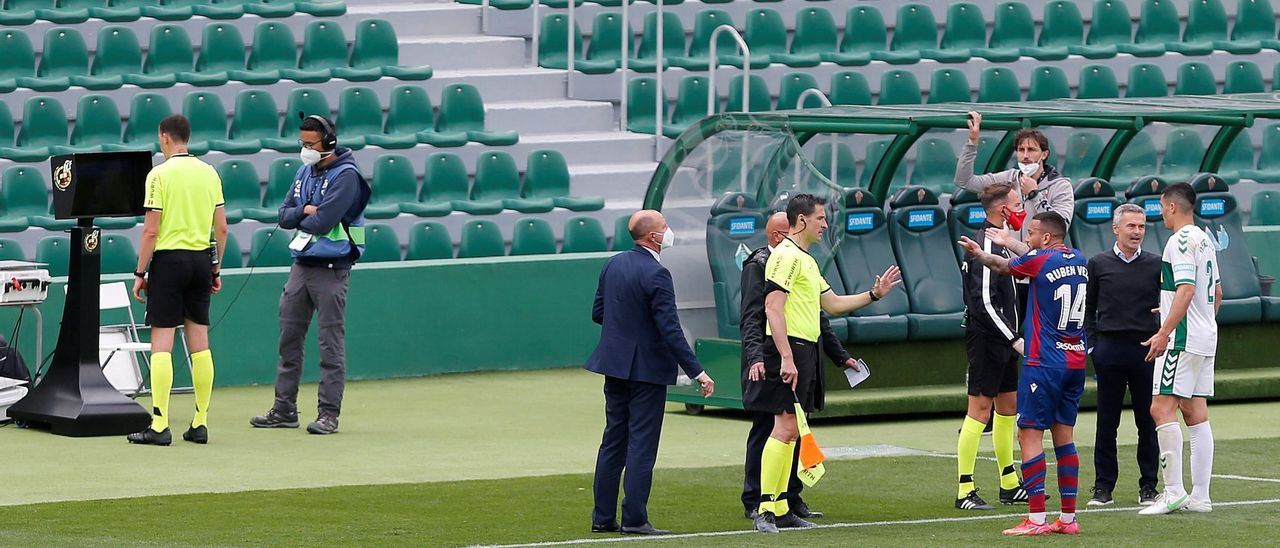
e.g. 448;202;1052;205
1155;422;1187;498
1189;421;1214;502
1059;512;1075;524
1029;512;1046;525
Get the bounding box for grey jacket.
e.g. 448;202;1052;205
954;141;1075;242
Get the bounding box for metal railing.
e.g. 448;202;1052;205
793;89;837;189
707;25;751;189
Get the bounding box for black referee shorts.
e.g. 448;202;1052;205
965;330;1019;397
742;336;819;415
146;249;214;328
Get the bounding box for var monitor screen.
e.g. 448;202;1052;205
50;151;152;219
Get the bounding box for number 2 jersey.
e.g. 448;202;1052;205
1009;247;1090;370
1160;225;1219;357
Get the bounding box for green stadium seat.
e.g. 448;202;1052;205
1125;174;1172;255
946;189;985;264
219;230;242;268
726;74;772;113
810;141;856;188
887;186;965;339
1160;129;1207;182
139;0;195;21
972;2;1034;62
1077;65;1120;99
0;30;37;92
437;83;518;146
832;5;885;66
248;227;294;267
263;87;329;152
625;77;666;135
538;13;617;74
909;137;958;194
35;236;71;277
671;10;763;71
243;157;302;222
230;22;297;85
1027;1;1083;60
860;138;908;190
295;0;344;17
133;24;195;88
64;94;122;154
212;89;277;154
928;3;984;64
0;238;26;261
3;165;68;230
335;87;382;150
365;154;417;219
216;159;261;224
191;23;247;83
282;20;344;83
1189;183;1264;323
510;218;557;256
1235;0;1280;50
241;0;296;18
777;72;822;110
830;71;872;105
182;91;231;156
1122;0;1179;57
665;74;716;138
631;11;683;73
405;221;453;260
586;12;628;68
190;0;245;19
611;214;633;251
345;19;430;81
974;136;1001;173
111;93;170;154
1061;131;1105;180
744;8;797;66
9;96;68;162
561;216;608;253
1246;123;1280;183
0;106;12;176
1218;130;1254;184
79;26;142;91
480;151;554;213
359;223;401;262
1075;0;1130;59
1252;190;1280;225
1175;61;1217;95
98;234;137;274
928;68;971;104
26;27;89;92
883;3;937;64
457;220;504;258
524;149;602;211
1224;60;1266;94
1274;61;1280;91
1171;0;1237;56
877;70;922;105
0;0;40;25
976;67;1020;103
1113;131;1159;186
370;86;445;149
1068;178;1123;258
1126;63;1169;97
42;0;103;23
1028;66;1071;101
786;7;841;66
705;192;765;339
407;153;465;217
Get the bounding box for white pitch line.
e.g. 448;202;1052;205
469;497;1280;548
1213;474;1280;483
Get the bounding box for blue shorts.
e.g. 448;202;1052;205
1016;367;1086;430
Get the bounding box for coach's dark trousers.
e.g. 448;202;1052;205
592;376;667;528
742;411;806;511
274;264;350;417
1092;336;1159;492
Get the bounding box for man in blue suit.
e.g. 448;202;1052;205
587;209;715;536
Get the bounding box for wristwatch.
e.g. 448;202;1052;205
133;271;146;278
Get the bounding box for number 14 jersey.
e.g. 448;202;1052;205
1010;247;1090;370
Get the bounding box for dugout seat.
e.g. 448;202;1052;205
1069;178;1123;259
887;186;964;339
947;189;985;264
834;188;910;342
1189;173;1269;323
707;192;766;340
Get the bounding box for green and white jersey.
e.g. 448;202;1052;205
1160;225;1219;356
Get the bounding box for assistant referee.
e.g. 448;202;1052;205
127;114;229;446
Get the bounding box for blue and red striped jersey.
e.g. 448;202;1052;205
1009;247;1090;370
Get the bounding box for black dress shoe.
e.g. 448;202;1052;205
591;521;620;533
791;498;824;519
620;523;671;535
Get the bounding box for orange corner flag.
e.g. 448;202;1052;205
794;402;826;486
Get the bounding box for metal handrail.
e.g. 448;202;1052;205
707;25;750;191
567;0;575;96
654;0;667;157
795;89;836;188
531;0;541;66
618;0;630;130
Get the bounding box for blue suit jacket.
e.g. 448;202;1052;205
585;247;705;385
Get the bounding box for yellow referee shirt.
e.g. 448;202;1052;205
764;237;829;343
143;154;224;251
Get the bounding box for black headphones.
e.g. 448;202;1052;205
302;112;337;151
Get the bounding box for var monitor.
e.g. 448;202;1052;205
50;151;152;219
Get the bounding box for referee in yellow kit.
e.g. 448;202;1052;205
127;114;229;446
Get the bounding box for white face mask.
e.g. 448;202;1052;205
300;147;329;166
659;227;675;250
1017;161;1040;177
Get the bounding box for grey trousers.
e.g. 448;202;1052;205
274;263;350;416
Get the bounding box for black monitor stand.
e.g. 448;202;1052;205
8;219;151;436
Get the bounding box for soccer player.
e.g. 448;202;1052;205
955;183;1030;511
1138;183;1220;516
748;194;901;533
960;212;1087;536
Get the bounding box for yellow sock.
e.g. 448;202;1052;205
149;352;172;432
994;412;1020;490
775;441;795;516
759;437;790;516
957;416;985;498
190;350;214;428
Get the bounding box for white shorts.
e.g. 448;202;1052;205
1153;349;1215;399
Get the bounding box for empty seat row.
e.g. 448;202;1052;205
0;84;514;162
0;0;344;24
0;19;428;94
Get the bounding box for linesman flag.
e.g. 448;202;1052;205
794;401;826;487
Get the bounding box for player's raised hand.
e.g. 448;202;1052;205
966;112;982;144
874;265;902;297
984;226;1016;248
958;236;982;257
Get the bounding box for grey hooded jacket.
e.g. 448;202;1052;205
954;141;1075;242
